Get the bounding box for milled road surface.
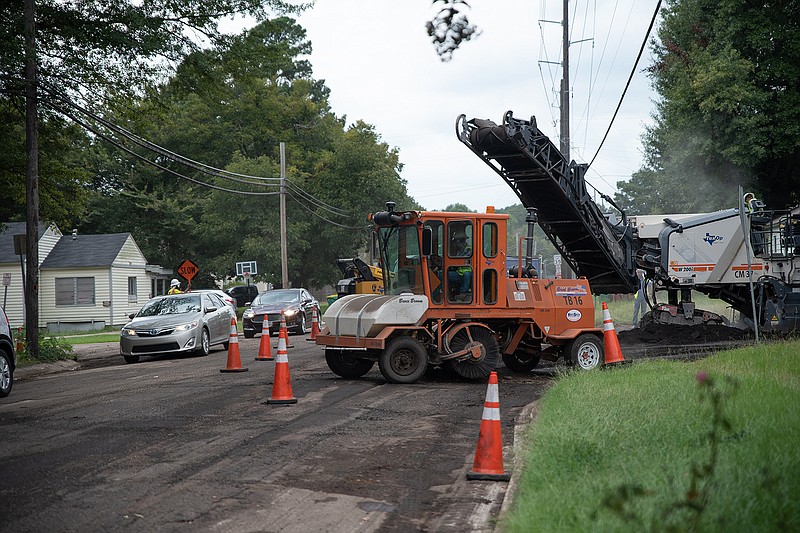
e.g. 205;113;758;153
0;334;555;532
1;325;752;532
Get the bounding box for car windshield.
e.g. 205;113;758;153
253;290;299;306
137;294;202;317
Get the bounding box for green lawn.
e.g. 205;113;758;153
500;341;800;532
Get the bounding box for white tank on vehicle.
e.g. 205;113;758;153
323;293;429;338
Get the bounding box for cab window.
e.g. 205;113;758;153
483;222;498;258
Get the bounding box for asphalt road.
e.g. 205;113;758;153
0;334;556;532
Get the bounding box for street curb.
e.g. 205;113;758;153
497;400;539;526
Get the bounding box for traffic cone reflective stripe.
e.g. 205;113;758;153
255;314;274;361
601;302;625;365
221;317;248;373
307;307;320;341
266;327;297;404
467;371;510;481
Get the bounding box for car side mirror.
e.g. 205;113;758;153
245;301;252;306
128;313;135;319
205;306;218;313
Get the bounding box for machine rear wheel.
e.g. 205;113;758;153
325;349;374;379
448;327;499;380
568;333;603;370
379;337;428;384
502;351;541;373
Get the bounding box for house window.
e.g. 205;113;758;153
128;276;137;302
55;277;95;306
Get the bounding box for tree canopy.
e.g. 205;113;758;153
615;0;800;213
79;18;417;290
0;0;304;227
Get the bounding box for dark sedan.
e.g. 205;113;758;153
242;288;319;338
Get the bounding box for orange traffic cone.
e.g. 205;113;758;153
601;302;626;365
255;314;274;361
266;326;297;404
467;371;511;481
307;307;320;341
278;311;293;348
220;317;248;373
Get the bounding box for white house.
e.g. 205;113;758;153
0;221;61;329
0;222;172;331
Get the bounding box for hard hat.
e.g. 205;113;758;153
743;192;755;203
170;278;180;287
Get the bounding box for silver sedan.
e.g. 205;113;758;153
120;292;232;364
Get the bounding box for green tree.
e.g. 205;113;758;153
82;19;416;290
441;203;474;212
496;204;557;268
1;0;297;357
617;0;800;212
0;98;91;227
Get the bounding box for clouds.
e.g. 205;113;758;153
296;0;658;210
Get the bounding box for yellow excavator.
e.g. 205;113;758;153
336;258;383;298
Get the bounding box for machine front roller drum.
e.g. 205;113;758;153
326;349;375;379
379;336;429;384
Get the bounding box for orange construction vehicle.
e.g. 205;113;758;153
315;202;604;383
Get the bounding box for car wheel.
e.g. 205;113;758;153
325;349;374;378
294;313;307;334
196;328;211;356
379;336;428;384
243;330;255;339
568;333;603;370
0;350;13;398
123;355;140;364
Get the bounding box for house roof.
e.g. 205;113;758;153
40;233;132;268
0;221;49;262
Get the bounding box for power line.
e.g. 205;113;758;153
588;0;661;168
48;100;284;196
39;86;357;219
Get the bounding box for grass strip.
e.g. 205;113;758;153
501;341;800;532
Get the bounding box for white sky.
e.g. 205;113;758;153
286;1;661;211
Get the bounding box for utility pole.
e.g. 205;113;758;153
24;0;40;358
539;2;572;161
279;142;289;289
559;0;570;162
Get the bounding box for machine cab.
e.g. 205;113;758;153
373;204;509;307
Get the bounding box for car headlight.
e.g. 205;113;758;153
243;309;255;319
174;321;199;332
121;327;137;336
284;308;299;317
